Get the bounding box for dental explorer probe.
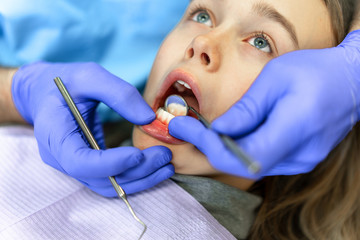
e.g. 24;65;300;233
54;77;147;239
165;94;261;174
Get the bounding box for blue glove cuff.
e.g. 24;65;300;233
338;29;360;123
11;63;36;125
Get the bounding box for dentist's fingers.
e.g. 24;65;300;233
72;63;155;125
212;60;288;137
79;146;173;187
34;107;146;178
115;146;172;182
37;141;67;173
87;164;175;197
169;116;258;178
237;94;337;175
61;134;144;178
235;95;310;172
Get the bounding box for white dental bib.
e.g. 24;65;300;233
0;126;235;240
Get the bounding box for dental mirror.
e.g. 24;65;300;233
165;94;211;128
164;95;189;117
164;94;261;174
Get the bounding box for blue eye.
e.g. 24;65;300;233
248;36;271;53
192;11;213;27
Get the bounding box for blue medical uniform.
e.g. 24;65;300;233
0;0;188;121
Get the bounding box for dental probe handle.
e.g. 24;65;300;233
219;134;260;174
188;106;261;174
53;77;147;239
53;77;126;197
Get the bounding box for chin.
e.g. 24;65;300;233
132;126;220;176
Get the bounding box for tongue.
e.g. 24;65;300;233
183;95;198;111
182;94;199;119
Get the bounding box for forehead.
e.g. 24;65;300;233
268;0;334;48
190;0;334;48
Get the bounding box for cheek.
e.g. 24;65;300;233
143;35;185;101
132;127;157;150
153;29;194;72
209;57;265;119
142;57;165;102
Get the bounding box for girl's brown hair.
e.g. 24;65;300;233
248;1;358;239
325;0;355;44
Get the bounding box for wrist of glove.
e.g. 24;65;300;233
338;29;360;122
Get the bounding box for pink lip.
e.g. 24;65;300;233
141;119;185;144
153;69;202;112
141;68;202;145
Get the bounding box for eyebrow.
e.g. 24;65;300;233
252;3;299;48
188;1;299;47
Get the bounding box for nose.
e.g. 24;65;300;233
185;34;221;72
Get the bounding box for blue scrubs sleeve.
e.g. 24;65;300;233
0;0;188;121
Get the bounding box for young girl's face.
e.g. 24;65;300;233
133;0;334;177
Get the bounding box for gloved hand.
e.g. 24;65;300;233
12;62;174;196
169;30;360;179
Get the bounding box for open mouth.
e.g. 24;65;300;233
141;69;201;144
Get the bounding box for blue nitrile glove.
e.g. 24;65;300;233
12;62;174;197
169;30;360;179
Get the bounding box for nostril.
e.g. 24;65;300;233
201;53;211;65
186;48;194;59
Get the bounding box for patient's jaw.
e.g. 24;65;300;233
133;0;334;188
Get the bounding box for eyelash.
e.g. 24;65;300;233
187;4;274;55
249;32;273;54
187;3;212;24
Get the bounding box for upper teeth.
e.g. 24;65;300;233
156;103;188;125
166;103;187;116
176;80;191;90
156;108;174;125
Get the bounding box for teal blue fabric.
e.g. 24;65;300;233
0;0;188;121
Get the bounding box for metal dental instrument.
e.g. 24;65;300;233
54;77;147;239
165;94;261;174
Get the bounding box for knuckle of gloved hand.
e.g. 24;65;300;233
238;94;262;125
85;62;104;73
115;84;139;106
163;164;175;179
123;83;138;98
60;157;81;177
153;147;172;166
72;62;104;84
264;57;291;78
37;143;55;167
154;165;174;182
